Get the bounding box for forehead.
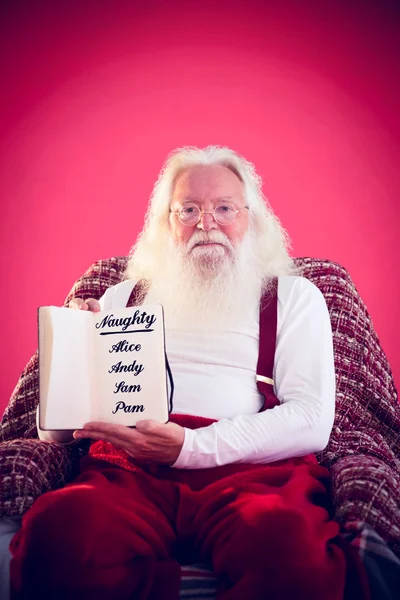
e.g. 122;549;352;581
172;165;244;201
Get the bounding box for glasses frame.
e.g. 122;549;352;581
170;204;249;226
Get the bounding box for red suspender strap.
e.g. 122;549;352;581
256;278;280;412
126;277;279;412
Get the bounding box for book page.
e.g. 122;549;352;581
91;305;170;426
39;307;92;430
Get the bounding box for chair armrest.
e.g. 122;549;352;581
0;438;88;517
330;453;400;557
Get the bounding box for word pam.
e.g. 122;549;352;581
112;401;144;414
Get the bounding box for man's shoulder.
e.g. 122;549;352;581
278;275;321;294
276;275;326;306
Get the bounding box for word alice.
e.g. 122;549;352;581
109;340;141;353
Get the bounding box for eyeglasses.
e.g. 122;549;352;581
170;202;249;226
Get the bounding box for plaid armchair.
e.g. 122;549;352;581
1;256;399;597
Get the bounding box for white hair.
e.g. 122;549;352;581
124;145;297;282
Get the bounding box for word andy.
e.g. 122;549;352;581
112;401;145;414
95;310;156;332
108;360;144;377
114;381;142;394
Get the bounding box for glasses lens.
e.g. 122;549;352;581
179;204;200;225
214;204;237;225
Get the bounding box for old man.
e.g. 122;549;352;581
10;146;350;599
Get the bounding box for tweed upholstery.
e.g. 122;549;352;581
1;256;399;556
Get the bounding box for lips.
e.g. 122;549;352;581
186;233;230;253
194;242;224;247
192;243;226;252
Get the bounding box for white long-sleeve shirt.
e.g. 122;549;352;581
37;276;335;468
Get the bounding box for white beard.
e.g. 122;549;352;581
140;228;272;331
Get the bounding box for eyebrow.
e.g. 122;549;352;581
179;196;235;204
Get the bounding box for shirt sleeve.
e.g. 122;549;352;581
98;286;114;311
172;277;336;469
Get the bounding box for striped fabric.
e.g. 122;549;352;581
180;565;217;599
178;524;400;600
342;522;400;599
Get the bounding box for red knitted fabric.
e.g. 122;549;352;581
10;415;368;600
87;413;318;490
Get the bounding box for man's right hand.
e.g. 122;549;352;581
68;298;101;312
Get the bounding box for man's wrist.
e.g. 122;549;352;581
169;427;195;468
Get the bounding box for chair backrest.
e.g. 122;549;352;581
294;257;399;462
1;255;398;453
2;256;400;552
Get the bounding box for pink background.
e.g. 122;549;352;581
1;0;399;415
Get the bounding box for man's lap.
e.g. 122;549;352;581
9;458;350;599
0;461;396;598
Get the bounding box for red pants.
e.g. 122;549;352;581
9;451;369;600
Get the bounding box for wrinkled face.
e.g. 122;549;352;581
169;165;249;254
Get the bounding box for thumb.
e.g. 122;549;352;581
135;420;158;433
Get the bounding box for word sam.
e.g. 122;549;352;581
112;401;144;414
114;381;142;394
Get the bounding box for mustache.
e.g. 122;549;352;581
185;230;235;253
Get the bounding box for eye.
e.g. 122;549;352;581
215;204;235;214
180;205;197;215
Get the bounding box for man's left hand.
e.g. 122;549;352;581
73;420;185;465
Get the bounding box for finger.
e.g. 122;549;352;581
73;429;89;439
73;429;140;452
82;421;126;432
135;420;160;433
86;298;101;313
81;421;139;441
73;428;148;455
69;298;88;311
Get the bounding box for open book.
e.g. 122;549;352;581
38;304;172;430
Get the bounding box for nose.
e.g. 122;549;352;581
197;211;218;232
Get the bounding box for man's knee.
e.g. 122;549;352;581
206;493;345;599
11;481;108;563
210;492;338;571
